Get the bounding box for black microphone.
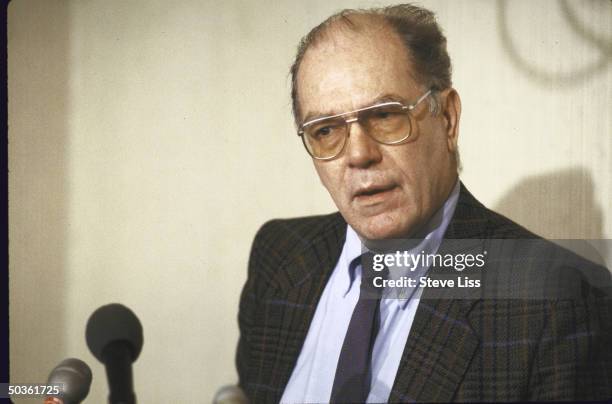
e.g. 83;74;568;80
85;303;143;404
45;358;92;404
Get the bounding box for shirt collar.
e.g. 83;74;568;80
342;224;364;296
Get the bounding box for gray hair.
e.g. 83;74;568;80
289;3;452;125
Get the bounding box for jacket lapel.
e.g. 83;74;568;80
389;183;488;402
259;213;347;402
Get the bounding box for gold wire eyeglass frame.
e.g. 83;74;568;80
297;89;432;160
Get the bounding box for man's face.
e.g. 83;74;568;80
296;23;460;240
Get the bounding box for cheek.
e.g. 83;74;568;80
314;161;347;202
384;143;440;208
385;148;423;191
398;123;448;180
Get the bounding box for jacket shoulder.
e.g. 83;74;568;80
255;212;345;247
247;212;346;279
254;212;346;255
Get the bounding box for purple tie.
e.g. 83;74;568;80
330;253;387;403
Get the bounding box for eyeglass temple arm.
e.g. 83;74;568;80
407;89;432;110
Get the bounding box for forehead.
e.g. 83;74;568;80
296;19;419;120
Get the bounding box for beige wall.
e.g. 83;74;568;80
9;0;611;402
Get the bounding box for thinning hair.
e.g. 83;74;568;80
289;4;452;125
289;3;461;171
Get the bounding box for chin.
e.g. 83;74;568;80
351;213;417;241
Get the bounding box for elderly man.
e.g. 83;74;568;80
236;4;611;403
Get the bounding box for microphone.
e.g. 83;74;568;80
213;385;248;404
44;358;92;404
85;303;143;404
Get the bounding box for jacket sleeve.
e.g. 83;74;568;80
236;221;274;394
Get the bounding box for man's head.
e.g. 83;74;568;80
291;4;461;241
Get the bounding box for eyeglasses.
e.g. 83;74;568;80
298;89;432;160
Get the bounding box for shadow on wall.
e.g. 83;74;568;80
494;167;609;266
497;0;612;88
8;0;70;392
494;167;603;239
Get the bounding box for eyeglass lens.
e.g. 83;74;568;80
303;104;412;159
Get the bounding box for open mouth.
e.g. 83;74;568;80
354;184;397;200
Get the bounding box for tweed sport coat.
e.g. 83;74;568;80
236;184;612;403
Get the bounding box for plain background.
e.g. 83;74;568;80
8;0;611;402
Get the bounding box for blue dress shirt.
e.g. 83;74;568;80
281;181;460;403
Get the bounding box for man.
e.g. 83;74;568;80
236;4;611;403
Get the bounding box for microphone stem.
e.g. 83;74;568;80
102;341;136;404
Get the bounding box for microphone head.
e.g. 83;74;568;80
85;303;144;363
213;385;248;404
46;358;92;403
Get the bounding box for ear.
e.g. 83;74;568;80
440;88;461;153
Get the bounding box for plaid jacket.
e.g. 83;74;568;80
237;184;612;402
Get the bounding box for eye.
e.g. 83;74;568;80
372;106;403;119
374;111;392;119
308;120;344;140
315;126;333;137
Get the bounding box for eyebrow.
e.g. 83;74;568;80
301;93;407;124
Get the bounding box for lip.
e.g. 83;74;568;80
353;183;398;202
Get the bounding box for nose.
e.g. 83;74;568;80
345;120;382;168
